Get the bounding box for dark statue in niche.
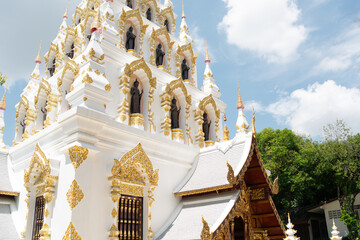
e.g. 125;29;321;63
41;101;48;124
48;58;56;77
125;26;136;50
130;80;143;114
156;44;165;66
181;59;190;80
170;98;181;129
20;117;26;135
126;0;133;8
164;19;170;32
202;112;211;141
66;43;75;59
146;8;152;21
87;33;92;41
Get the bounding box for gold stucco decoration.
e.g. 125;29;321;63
201;217;211;240
149;26;174;72
226;162;236;185
109;143;159;240
176;43;197;86
62;222;81;240
68;145;89;170
66;180;84;209
159;6;176;34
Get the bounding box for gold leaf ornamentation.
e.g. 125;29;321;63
201;217;211;240
68;146;89;170
111;208;117;218
62;222;81;240
226;162;236;185
66;180;84;209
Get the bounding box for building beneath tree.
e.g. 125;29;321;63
0;0;285;239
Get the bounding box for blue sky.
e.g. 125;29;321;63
1;0;360;146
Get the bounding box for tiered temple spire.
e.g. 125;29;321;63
330;219;342;240
201;43;220;98
179;1;192;44
235;87;249;133
284;213;300;240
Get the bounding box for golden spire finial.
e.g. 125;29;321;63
251;106;256;137
0;89;7;110
205;41;211;63
64;0;70;18
35;41;42;63
223;113;229;141
91;8;102;32
182;0;186;18
237;86;244;109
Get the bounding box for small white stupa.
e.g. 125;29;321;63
330;219;342;240
284;213;300;240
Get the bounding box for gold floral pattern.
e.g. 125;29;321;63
66;180;84;209
68;145;89;170
62;222;81;240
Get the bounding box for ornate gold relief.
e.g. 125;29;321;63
250;188;266;201
195;94;220;147
201;217;211;240
68;145;89;170
111;208;117;218
176;43;197;86
62;222;81;240
160;78;192;140
109;143;159;240
149;26;174;72
226;162;236;185
118;8;148;56
66;180;84;209
159;6;176;34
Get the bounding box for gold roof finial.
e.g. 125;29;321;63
64;0;70;18
91;8;102;32
237;86;244;109
251;106;256;137
205;41;211;63
182;0;186;18
0;89;7;110
223;114;229;141
35;41;42;63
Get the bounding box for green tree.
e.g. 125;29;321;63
322;120;360;239
0;72;7;86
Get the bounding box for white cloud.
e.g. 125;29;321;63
191;26;216;62
314;23;360;73
259;80;360;136
218;0;307;63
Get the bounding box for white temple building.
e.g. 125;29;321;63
0;0;285;239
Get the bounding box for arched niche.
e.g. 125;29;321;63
21;143;58;240
72;7;83;27
195;94;220;147
159;6;176;34
80;9;97;43
149;27;174;73
176;43;197;86
140;0;159;22
119;9;149;57
44;43;58;78
57;59;80;113
34;80;51;131
14;97;29;143
160;78;193;144
118;58;157;132
109;143;159;240
86;0;100;10
63;28;78;60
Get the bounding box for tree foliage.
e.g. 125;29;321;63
0;72;7;86
257;122;360;239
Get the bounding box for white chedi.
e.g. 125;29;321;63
330;219;342;240
284;213;300;240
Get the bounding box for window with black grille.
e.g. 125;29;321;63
118;195;143;240
32;196;45;240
